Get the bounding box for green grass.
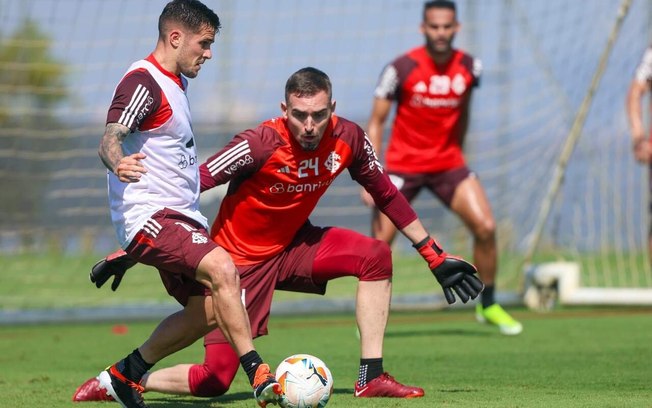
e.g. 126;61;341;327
2;253;652;406
0;252;446;310
1;308;651;407
3;249;650;311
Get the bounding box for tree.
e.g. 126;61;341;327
0;19;69;249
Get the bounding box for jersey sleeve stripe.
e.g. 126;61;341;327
206;140;251;175
635;47;652;83
374;65;399;99
118;84;150;129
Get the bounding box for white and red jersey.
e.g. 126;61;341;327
375;46;481;173
200;115;418;265
634;45;652;84
106;54;206;248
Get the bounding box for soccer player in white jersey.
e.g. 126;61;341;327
627;44;652;263
92;1;283;407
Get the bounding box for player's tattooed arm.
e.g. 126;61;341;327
98;122;147;183
99;123;128;172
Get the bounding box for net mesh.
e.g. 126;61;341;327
1;0;651;294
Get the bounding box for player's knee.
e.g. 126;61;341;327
188;363;230;397
473;219;496;243
359;239;392;281
202;254;239;291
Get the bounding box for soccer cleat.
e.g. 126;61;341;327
72;376;115;402
476;303;523;335
98;364;148;408
354;372;425;398
252;363;285;407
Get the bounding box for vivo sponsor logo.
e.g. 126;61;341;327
136;96;154;123
363;134;383;173
224;154;254;175
269;178;334;194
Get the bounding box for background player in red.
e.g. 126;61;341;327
90;1;282;407
362;0;522;335
74;66;482;402
627;44;652;260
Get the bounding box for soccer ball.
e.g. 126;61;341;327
275;354;333;408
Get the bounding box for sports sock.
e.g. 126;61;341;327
358;358;383;387
118;348;154;382
481;284;495;308
240;350;264;386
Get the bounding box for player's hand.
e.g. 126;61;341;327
90;249;136;291
414;236;484;304
114;152;147;183
632;138;652;164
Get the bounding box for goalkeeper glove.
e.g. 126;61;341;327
414;236;484;304
89;249;136;291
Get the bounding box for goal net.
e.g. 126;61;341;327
1;0;651;307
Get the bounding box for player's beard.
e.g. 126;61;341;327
426;36;454;57
298;133;320;151
300;141;319;151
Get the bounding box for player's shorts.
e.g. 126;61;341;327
124;207;216;306
204;221;391;345
388;166;472;208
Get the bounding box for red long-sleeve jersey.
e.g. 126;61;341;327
200;115;417;265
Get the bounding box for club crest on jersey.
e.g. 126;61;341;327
324;151;341;174
191;232;208;244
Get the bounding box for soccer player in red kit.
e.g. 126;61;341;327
362;0;522;335
74;67;482;402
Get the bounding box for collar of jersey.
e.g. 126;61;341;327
145;54;186;90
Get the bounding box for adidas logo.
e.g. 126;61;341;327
412;81;427;93
277;166;290;174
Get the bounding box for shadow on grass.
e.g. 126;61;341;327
144;388;354;407
385;327;492;337
147;391;252;407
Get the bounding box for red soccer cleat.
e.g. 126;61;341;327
252;363;286;408
72;376;115;402
354;372;425;398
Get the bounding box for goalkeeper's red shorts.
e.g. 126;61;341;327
204;221;392;345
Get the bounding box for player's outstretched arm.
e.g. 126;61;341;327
413;236;484;304
395;218;484;304
90;249;137;291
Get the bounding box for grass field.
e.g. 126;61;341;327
1;308;651;407
2;253;652;406
3;249;650;312
0;253;446;310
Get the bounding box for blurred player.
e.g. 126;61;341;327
91;1;282;407
626;44;652;258
361;0;522;335
74;66;483;402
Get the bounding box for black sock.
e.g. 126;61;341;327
358;358;383;387
240;350;263;386
117;348;154;382
482;284;495;308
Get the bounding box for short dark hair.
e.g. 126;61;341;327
158;0;221;37
285;67;332;102
423;0;456;20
